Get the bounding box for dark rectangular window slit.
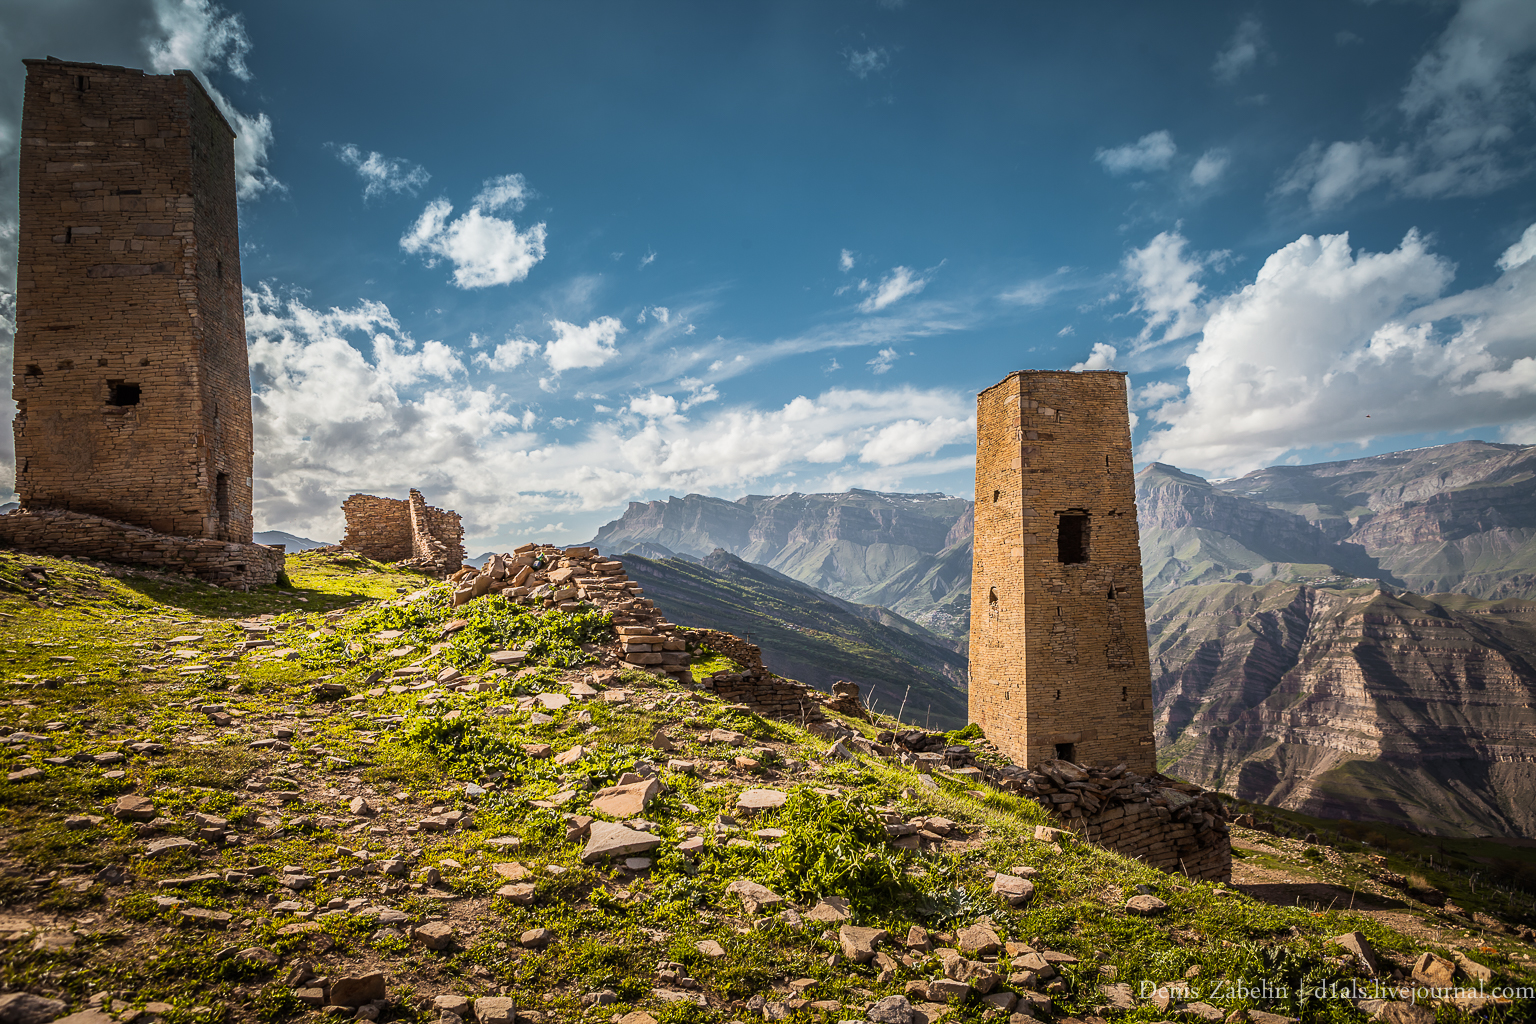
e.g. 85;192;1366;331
1057;512;1090;564
107;382;140;406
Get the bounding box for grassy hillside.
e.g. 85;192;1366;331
0;548;1530;1023
623;550;968;730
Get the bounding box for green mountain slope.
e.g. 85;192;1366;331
623;549;969;729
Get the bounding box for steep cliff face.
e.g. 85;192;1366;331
590;489;975;638
1213;441;1536;599
1149;582;1536;837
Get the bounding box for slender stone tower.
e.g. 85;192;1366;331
12;58;252;542
968;370;1156;772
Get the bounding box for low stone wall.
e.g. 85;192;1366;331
0;507;285;589
340;489;464;575
683;628;827;723
991;758;1231;881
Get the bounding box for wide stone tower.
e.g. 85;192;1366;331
12;58;252;542
968;370;1156;772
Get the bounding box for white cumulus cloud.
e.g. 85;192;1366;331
1189;149;1230;187
401;175;547;289
475;337;539;371
1140;225;1536;476
543;317;626;373
868;347;900;374
1095;131;1177;175
1070;343;1118;371
1498;223;1536;271
1123;231;1223;346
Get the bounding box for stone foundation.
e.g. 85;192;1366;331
0;506;285;588
340;489;464;575
992;758;1230;881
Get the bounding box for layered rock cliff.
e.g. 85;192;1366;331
1149;581;1536;837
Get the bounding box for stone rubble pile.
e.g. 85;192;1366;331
446;545;691;679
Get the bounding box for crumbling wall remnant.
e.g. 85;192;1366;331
340;489;464;575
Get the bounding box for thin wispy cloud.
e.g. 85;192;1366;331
1212;18;1267;82
868;347;899;374
858;265;932;312
846;47;890;78
331;144;430;201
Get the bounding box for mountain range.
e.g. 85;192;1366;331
587;439;1536;837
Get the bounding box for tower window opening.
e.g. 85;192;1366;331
992;489;1000;503
1108;584;1117;600
1054;689;1061;701
1055;742;1076;762
106;382;140;406
1121;686;1128;701
988;586;998;605
76;75;89;91
1057;511;1090;564
24;365;41;377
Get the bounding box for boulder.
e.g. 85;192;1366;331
113;794;157;822
805;896;852;924
413;921;455;950
1126;894;1169;916
433;995;471;1017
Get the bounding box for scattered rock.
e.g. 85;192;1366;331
1097;983;1134;1012
591;777;662;818
1410;951;1454;988
520;927;554;948
1125;894;1168;916
725;878;785;914
433;996;472;1017
696;939;726;958
956;922;1002;955
582;821;664;863
113;794;157;822
329;972;386;1006
990;874;1035;907
736;788;788;812
235;947;279;967
838;924;887;963
474;996;516;1024
1330;931;1383;975
5;768;43;783
413;921;455;950
806;896;852;924
0;992;68;1024
867;995;914;1024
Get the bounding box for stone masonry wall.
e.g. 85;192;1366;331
340;490;464;576
970;371;1156;773
12;59;253;542
684;627;827;723
0;507;284;588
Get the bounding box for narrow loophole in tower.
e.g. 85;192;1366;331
1057;511;1090;564
106;382;140;406
1055;742;1076;762
216;472;230;536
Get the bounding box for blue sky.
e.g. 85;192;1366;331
1;0;1534;549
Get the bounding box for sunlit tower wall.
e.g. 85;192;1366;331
12;58;252;542
968;370;1156;773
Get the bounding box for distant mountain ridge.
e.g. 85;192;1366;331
592;489;974;638
254;530;329;551
623;548;968;729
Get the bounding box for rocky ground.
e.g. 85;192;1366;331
0;547;1529;1024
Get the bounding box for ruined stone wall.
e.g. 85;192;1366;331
0;507;283;588
12;59;252;542
340;490;464;575
991;759;1230;881
685;627;826;722
969;371;1156;773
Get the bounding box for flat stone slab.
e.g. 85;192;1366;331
990;874;1035;906
736;788;789;812
144;837;199;858
582;821;663;863
725;878;784;913
591;777;662;818
1126;894;1169;916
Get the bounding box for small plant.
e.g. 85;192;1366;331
753;790;907;911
